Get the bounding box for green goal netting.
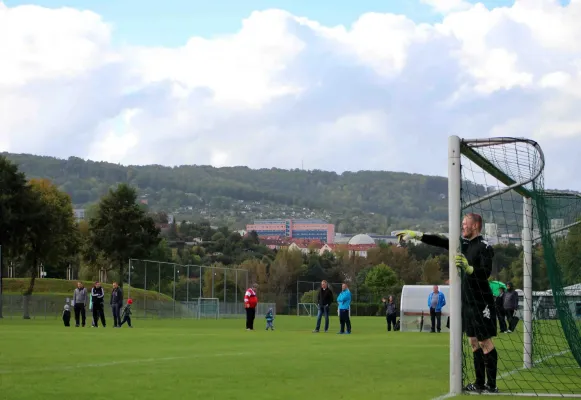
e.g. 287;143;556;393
452;137;581;397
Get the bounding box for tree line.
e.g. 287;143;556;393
2;155;579;316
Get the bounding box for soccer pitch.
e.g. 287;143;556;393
0;316;571;400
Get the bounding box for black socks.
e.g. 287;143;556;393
474;348;485;386
484;348;498;388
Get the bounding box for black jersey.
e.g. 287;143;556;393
420;234;494;306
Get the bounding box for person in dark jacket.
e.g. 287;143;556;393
313;280;334;333
383;296;397;331
110;281;123;328
72;281;88;327
495;287;507;333
503;282;519;333
91;281;106;328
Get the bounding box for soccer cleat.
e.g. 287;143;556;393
312;330;319;333
484;385;499;393
464;383;486;393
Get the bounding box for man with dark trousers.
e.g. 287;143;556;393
244;283;258;331
72;281;88;327
503;282;519;333
398;213;499;393
110;281;123;328
383;296;397;332
313;280;334;333
428;285;446;333
336;283;352;334
91;281;106;328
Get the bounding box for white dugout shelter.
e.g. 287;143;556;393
400;285;450;333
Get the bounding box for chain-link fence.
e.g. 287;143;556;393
127;259;274;319
1;265;385;319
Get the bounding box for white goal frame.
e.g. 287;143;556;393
448;136;581;397
196;297;219;320
297;303;318;316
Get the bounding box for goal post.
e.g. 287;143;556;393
197;297;219;319
448;135;581;397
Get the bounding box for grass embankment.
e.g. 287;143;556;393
2;278;172;302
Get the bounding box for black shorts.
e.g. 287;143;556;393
463;302;497;341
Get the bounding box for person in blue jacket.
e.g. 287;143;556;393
336;283;352;334
428;285;446;333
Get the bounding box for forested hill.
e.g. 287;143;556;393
3;152;450;233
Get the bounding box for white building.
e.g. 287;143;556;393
73;209;85;222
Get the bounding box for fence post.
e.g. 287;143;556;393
235;269;238;315
296;280;299;316
144;261;147;319
172;264;176;319
128;259;132;299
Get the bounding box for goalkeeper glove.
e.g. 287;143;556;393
455;254;474;275
396;230;424;246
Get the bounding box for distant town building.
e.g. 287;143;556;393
73;209;85;222
246;219;335;243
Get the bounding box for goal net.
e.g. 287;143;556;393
448;136;581;397
298;303;318;317
196;298;219;319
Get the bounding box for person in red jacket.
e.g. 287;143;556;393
244;283;259;330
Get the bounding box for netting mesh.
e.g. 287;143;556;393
459;138;581;396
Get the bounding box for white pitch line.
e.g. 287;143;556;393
0;352;248;375
497;349;571;381
430;349;574;400
430;392;457;400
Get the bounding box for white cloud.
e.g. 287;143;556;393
421;0;472;14
0;0;581;190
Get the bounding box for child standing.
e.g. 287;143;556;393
120;298;133;328
265;307;274;331
62;299;71;327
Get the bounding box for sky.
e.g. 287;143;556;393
0;0;580;190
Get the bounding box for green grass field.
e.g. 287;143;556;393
0;316;578;400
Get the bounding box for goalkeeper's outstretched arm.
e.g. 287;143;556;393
420;234;450;250
396;230;449;250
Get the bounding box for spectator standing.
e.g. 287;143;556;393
495;287;507;333
428;285;446;333
72;281;88;327
313;280;334;333
110;282;124;328
503;282;519;333
244;283;259;331
91;281;106;328
383;296;397;332
336;283;352;334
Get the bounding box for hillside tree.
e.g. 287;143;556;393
364;263;402;301
22;179;80;318
0;157;37;318
88;184;160;285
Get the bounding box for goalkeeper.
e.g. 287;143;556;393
397;213;498;394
